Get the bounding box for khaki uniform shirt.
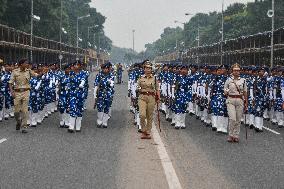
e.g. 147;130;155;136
224;76;247;95
137;74;158;93
9;68;38;90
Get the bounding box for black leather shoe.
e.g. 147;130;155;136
218;131;227;134
31;125;37;127
21;130;28;133
76;130;81;132
97;124;102;128
212;127;217;131
171;123;175;126
249;125;254;129
16;123;21;130
255;128;263;132
138;129;142;133
68;129;74;133
278;125;283;128
102;125;107;128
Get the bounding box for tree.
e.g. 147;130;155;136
145;0;284;59
0;0;112;51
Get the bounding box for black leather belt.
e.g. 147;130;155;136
14;88;29;92
140;91;155;96
228;95;242;99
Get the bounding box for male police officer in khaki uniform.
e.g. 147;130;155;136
137;61;160;139
224;63;248;143
9;59;38;133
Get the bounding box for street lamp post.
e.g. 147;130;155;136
30;0;40;64
59;0;63;69
88;25;99;47
76;14;90;58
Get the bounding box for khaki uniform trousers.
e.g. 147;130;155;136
14;90;30;128
138;94;156;133
226;97;243;138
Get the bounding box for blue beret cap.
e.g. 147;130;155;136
218;64;229;70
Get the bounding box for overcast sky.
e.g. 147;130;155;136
90;0;254;52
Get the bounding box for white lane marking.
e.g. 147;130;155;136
0;138;7;144
263;127;280;135
152;124;183;189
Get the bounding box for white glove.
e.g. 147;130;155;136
269;90;273;100
49;80;53;88
94;86;98;99
79;80;85;88
264;72;268;77
108;79;114;87
171;85;175;98
35;81;42;91
273;89;276;100
41;75;45;79
1;75;5;81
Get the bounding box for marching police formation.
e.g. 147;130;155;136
1;57;284;143
1;59;90;133
128;61;284;143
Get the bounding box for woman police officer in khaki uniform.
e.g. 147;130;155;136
137;60;160;139
224;63;248;143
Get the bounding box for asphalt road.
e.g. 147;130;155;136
0;72;283;189
158;99;284;188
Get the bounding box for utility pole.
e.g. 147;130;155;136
59;0;63;69
270;0;275;68
132;29;135;52
76;17;79;57
30;0;33;63
221;0;224;65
